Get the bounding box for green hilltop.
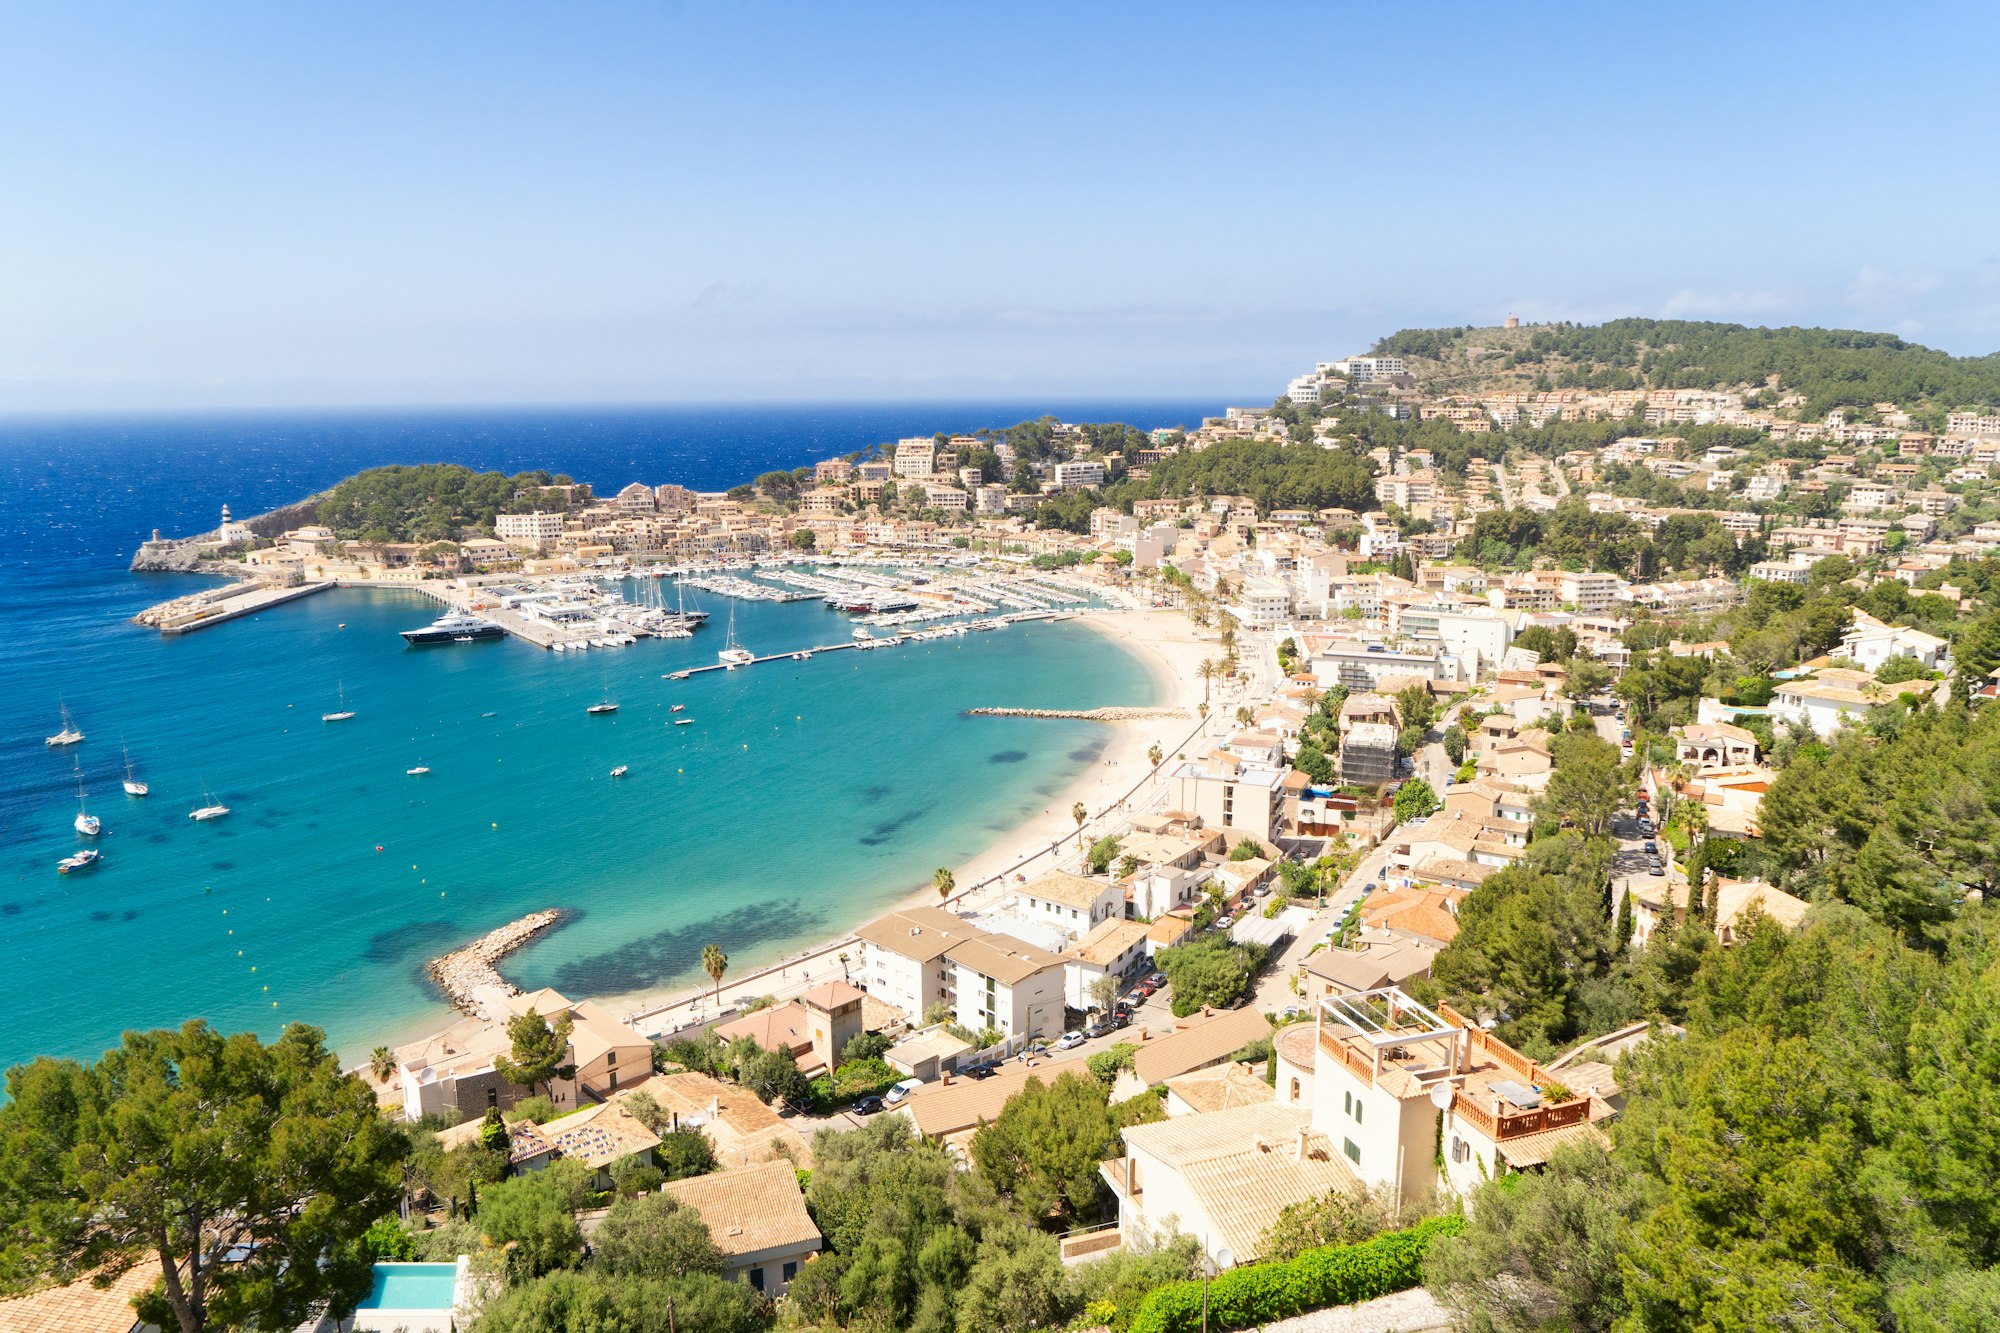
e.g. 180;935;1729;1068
1369;318;2000;420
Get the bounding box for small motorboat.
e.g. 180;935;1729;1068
671;704;685;713
58;848;102;874
673;718;693;726
481;711;498;718
610;765;629;778
407;764;430;776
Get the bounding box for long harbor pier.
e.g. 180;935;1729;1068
133;580;335;635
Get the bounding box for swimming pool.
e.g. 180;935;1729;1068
360;1263;459;1311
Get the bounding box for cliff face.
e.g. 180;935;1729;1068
128;493;329;572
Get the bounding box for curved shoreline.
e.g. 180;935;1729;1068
587;607;1214;1039
353;604;1215;1069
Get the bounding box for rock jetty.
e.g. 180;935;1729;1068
428;909;566;1018
965;706;1190;722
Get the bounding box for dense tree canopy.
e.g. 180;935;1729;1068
0;1022;405;1333
316;464;582;543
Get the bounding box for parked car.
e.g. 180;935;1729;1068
1081;1023;1110;1041
1643;840;1658;854
1650;862;1666;877
1130;980;1156;998
1055;1031;1086;1051
1110;1012;1132;1029
1148;972;1167;987
851;1095;885;1116
962;1063;996;1080
1216;914;1235;929
884;1077;925;1104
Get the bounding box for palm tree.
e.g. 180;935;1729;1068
838;950;851;980
1072;801;1088;846
370;1046;395;1085
1148;743;1163;769
1235;705;1255;727
701;943;729;1007
1198;659;1217;701
933;866;956;901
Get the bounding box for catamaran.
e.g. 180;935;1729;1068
189;785;230;821
46;702;83;748
717;605;754;668
73;766;100;837
322;681;356;722
122;746;149;797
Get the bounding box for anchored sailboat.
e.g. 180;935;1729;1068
122;746;148;797
322;680;356;722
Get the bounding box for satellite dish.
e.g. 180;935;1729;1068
1429;1082;1456;1111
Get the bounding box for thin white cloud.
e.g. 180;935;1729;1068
1659;287;1793;320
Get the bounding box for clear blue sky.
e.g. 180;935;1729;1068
2;2;1996;409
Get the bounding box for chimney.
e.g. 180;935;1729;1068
710;1096;720;1119
1294;1125;1309;1162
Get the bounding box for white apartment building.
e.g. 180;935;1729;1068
1333;355;1406;381
1748;560;1810;585
946;936;1066;1039
1053;460;1107;490
496;511;565;549
1287;376;1322;404
854;906;985;1024
1014;870;1125;938
894;438;938;479
1169;754;1287;841
1062;919;1153;1011
1555;570;1623;614
922;484;968;511
973;484;1009;515
1238;579;1293;629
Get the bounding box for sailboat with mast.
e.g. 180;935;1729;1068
45;701;84;748
72;761;100;837
717;603;754;668
322;680;356;722
122;745;148;796
189;783;231;821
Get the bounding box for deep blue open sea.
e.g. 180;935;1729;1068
0;402;1213;1071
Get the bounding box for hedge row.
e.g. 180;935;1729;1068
1126;1213;1464;1333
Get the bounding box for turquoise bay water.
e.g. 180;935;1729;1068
1;585;1150;1068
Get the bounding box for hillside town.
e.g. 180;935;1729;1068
20;324;2000;1333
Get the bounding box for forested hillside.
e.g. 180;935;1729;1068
1370;319;2000;418
315;464;583;543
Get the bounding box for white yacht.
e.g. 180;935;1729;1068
189;786;230;821
717;605;754;668
609;765;629;778
322;681;356;722
406;764;430;777
46;702;84;748
122;746;149;797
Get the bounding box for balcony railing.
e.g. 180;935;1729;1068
1452;1089;1592;1141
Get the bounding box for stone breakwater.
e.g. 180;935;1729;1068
965;706;1189;721
428;909;567;1017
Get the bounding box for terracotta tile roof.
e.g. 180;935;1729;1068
638;1071;814;1170
539;1098;662;1169
1361;887;1462;945
1118;1102;1361;1261
945;935;1066;987
855;906;985;963
1165;1061;1276;1114
798;980;868;1011
1020;870;1115;911
663;1160;822;1262
1493;1115;1614;1168
713;1001;813;1055
1065;919;1151;967
1130;1008;1274;1087
0;1264;151;1333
